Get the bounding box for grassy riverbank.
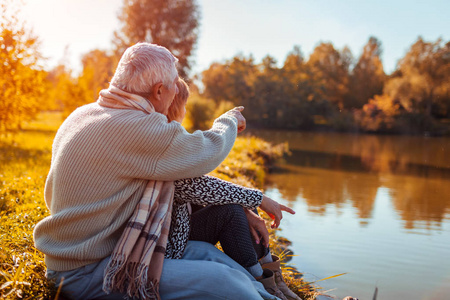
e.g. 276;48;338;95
0;112;317;299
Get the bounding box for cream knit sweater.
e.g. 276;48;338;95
33;102;238;271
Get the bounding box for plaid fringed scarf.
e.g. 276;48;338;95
98;86;175;300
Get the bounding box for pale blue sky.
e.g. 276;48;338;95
23;0;449;75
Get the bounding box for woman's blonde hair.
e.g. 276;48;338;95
167;78;190;122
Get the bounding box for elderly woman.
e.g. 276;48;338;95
33;43;287;300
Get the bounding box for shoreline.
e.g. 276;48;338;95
210;137;318;299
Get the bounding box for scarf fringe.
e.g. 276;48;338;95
104;258;160;300
103;253;127;294
135;264;160;300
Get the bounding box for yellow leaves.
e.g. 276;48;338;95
356;94;403;132
0;0;46;133
305;42;351;109
45;49;115;117
79;49;115;100
370;94;399;117
389;38;450;116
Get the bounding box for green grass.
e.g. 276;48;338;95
0;111;319;299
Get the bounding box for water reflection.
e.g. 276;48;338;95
285;149;450;179
385;175;450;229
254;130;450;230
253;130;450;299
249;130;450;169
266;164;381;221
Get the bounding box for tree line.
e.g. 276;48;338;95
201;37;450;134
1;0;449;135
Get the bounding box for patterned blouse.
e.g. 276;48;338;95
165;175;263;259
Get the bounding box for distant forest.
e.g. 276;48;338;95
201;37;450;135
1;0;449;135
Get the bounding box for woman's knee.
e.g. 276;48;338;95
215;203;246;221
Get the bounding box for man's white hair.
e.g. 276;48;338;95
111;43;178;97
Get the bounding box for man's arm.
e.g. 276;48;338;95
152;113;240;180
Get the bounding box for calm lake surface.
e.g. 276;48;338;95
248;130;450;300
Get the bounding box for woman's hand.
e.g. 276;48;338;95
244;209;270;248
259;194;296;228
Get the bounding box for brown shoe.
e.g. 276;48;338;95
261;255;302;300
257;269;288;300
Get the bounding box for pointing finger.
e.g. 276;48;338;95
281;204;296;215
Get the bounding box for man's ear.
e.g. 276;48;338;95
152;83;164;101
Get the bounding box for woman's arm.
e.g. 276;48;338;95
174;175;296;230
173;175;262;209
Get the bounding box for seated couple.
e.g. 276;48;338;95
33;42;299;300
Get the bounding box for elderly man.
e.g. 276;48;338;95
33;43;282;299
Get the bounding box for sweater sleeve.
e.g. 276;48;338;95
111;110;238;182
150;113;239;180
173;175;263;210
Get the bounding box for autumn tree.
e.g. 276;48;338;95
46;64;92;117
283;46;304;75
305;43;352;110
384;37;450;117
348;37;385;109
282;46;307;103
46;64;72;111
0;0;48;132
249;55;285;126
282;46;332;125
114;0;199;78
202;54;256;105
78;49;115;102
46;49;116;117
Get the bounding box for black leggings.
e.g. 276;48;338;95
189;204;269;268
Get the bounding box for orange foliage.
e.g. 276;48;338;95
0;0;48;132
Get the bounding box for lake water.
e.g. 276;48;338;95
248;130;450;300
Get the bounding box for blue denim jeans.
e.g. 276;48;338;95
46;241;278;300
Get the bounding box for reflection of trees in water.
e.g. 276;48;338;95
268;164;450;229
261;130;450;229
266;166;379;219
251;130;450;174
298;169;347;215
353;135;450;177
264;130;450;229
384;175;450;230
345;175;380;220
265;166;308;203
